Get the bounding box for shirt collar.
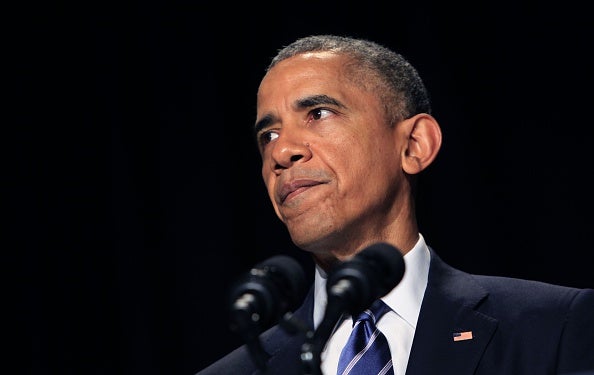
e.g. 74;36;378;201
312;234;430;329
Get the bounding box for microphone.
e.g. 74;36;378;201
301;242;405;374
326;242;405;316
228;254;307;371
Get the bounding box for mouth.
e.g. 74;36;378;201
278;179;323;204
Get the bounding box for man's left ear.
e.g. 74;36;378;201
400;113;442;175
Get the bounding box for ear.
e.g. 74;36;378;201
400;113;442;175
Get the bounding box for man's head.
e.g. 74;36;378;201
254;35;442;269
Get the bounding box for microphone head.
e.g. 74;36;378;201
326;242;405;315
229;255;307;332
355;242;405;294
252;255;308;308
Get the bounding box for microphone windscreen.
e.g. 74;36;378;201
326;242;406;315
229;254;307;332
355;242;405;295
253;255;307;309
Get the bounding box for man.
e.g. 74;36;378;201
197;35;594;375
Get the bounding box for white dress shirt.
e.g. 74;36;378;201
313;234;431;375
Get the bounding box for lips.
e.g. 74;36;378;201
278;179;323;203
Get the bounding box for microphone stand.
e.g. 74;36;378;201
230;306;270;372
277;311;327;375
233;308;315;374
300;284;351;375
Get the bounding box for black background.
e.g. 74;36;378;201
9;1;593;374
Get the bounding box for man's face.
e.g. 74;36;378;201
255;52;407;256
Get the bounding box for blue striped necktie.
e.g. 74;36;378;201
337;299;394;375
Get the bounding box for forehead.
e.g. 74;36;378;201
257;52;362;108
266;51;348;80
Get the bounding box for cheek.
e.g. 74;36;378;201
261;167;274;194
329;134;382;173
261;169;285;220
336;137;399;192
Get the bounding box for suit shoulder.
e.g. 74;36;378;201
470;274;594;314
195;344;255;375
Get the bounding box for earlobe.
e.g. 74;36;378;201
401;114;442;175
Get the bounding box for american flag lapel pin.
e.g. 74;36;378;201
453;331;473;341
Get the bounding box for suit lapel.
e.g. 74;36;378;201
405;250;498;375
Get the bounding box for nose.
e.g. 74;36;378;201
269;131;312;173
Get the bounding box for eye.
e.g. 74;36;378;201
258;130;279;147
309;108;333;122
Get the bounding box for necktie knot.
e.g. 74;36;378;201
338;299;394;375
353;299;391;326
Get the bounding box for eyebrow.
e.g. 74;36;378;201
254;94;345;134
254;114;275;135
298;94;343;108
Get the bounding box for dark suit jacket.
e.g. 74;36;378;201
197;249;594;375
